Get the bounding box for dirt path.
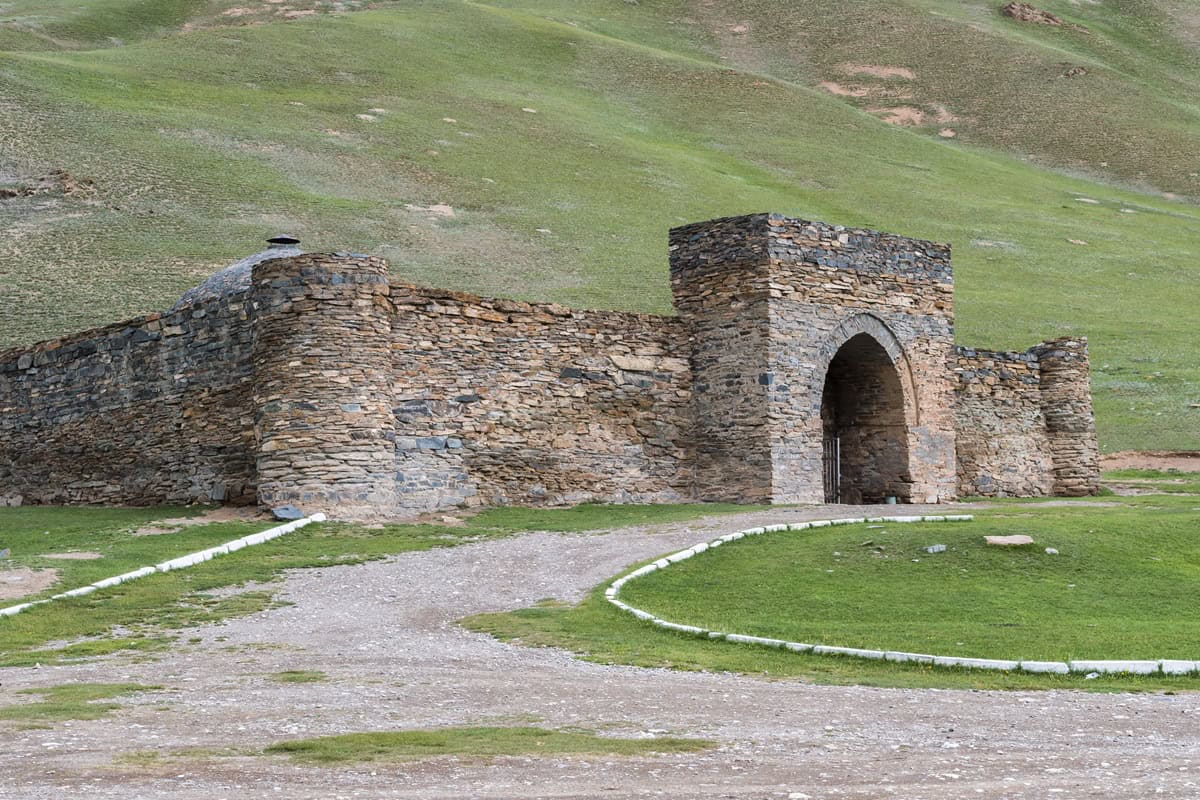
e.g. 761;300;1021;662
2;504;1199;799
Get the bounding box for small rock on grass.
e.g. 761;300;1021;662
271;504;304;521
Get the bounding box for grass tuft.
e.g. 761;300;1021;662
264;725;712;764
0;683;159;728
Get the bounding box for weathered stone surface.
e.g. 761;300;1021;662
271;504;304;521
0;213;1100;520
985;534;1035;546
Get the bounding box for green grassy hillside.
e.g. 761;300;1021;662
1;0;1197;451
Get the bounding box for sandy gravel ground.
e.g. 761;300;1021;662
2;504;1199;799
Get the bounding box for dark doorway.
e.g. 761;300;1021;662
819;333;913;503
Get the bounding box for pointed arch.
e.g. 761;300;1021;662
815;315;917;503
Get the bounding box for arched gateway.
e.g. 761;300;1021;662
670;213;960;506
819;323;915;503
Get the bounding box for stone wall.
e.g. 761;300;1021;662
0;213;1101;518
953;347;1054;497
388;284;693;514
0;293;256;507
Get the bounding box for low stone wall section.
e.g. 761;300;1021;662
953;346;1054;496
0;292;257;507
389;284;694;514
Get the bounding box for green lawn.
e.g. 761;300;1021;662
0;2;1198;451
466;492;1200;690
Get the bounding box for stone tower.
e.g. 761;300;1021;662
1032;337;1101;496
250;253;398;518
670;213;958;505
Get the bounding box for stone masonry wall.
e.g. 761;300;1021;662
389;284;693;514
953;346;1054;497
0;293;256;507
0;214;1100;517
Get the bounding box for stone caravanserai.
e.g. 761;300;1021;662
0;213;1100;519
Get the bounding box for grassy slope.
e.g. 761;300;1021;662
0;1;1197;451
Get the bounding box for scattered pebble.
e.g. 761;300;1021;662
925;544;947;554
521;107;538;113
1045;547;1059;555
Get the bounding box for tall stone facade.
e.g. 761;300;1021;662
0;213;1101;518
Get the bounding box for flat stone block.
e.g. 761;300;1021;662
726;634;786;648
1019;660;1070;674
271;504;304;521
788;522;810;531
1069;660;1160;675
808;520;831;528
813;645;885;660
1160;660;1198;676
933;656;1019;671
655;620;706;635
885;651;935;665
986;534;1034;546
783;642;814;653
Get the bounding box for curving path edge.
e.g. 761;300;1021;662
0;513;328;619
606;514;1200;677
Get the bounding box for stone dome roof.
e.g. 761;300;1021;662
171;236;303;310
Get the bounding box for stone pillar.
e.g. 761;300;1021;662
1033;337;1100;496
669;215;774;503
250;253;398;519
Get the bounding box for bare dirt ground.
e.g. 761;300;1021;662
1101;451;1200;473
3;504;1200;799
0;567;56;601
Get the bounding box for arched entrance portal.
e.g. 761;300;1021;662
820;332;913;504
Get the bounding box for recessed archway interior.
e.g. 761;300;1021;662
820;332;913;504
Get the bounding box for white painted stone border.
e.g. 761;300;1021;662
0;514;327;619
606;514;1200;676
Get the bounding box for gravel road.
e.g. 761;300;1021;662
2;505;1198;799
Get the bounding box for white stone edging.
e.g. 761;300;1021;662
606;514;1199;677
0;513;327;619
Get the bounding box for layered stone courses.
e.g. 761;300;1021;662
0;213;1100;519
